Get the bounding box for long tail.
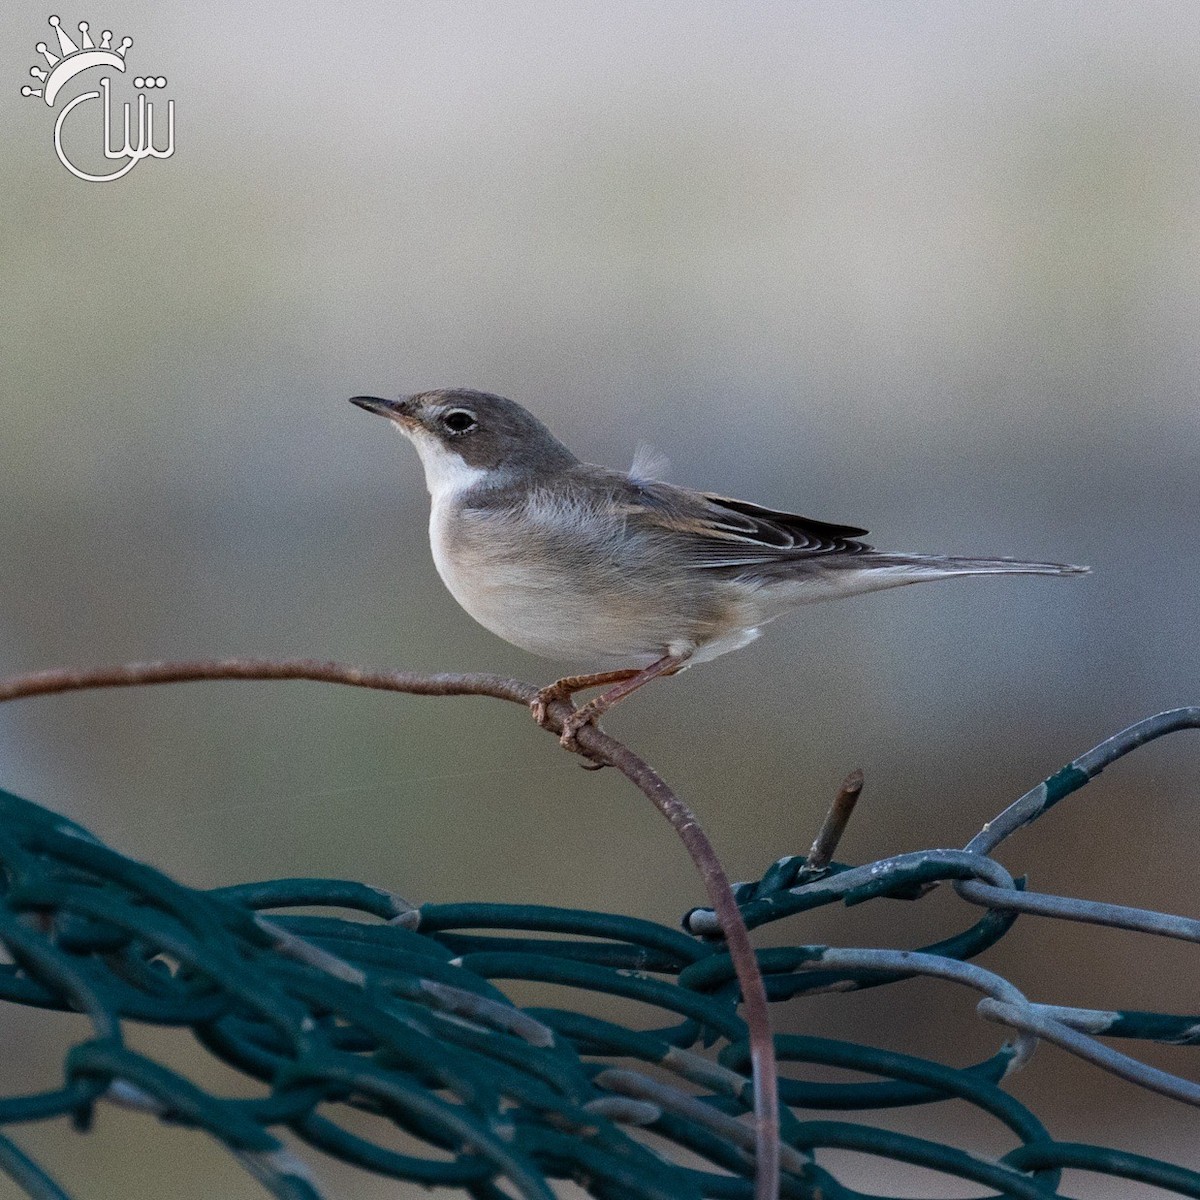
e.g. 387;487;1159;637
753;551;1089;610
855;553;1090;579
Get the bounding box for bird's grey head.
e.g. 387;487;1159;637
350;389;579;498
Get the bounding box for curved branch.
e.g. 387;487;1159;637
0;657;780;1200
0;659;538;707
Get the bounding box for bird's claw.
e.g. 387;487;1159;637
530;688;607;768
558;705;599;753
530;683;569;730
560;706;609;768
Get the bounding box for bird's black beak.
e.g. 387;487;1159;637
349;395;413;421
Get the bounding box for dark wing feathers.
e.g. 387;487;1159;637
615;474;872;570
681;492;872;568
702;493;868;546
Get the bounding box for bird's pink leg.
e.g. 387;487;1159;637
530;668;643;729
542;652;692;752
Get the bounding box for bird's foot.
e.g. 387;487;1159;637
531;656;690;765
530;681;572;730
530;686;607;767
558;700;605;754
530;669;643;739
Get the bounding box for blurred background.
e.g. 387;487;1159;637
2;2;1198;1195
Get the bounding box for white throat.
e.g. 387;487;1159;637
401;427;488;505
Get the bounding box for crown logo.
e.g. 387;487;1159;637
20;15;131;106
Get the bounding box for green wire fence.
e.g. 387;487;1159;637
0;706;1198;1199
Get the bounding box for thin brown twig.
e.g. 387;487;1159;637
0;657;781;1200
801;768;864;877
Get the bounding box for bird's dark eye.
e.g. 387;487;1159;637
442;410;478;434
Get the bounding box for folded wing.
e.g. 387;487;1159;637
625;479;873;569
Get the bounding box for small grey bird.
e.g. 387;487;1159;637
350;389;1088;747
